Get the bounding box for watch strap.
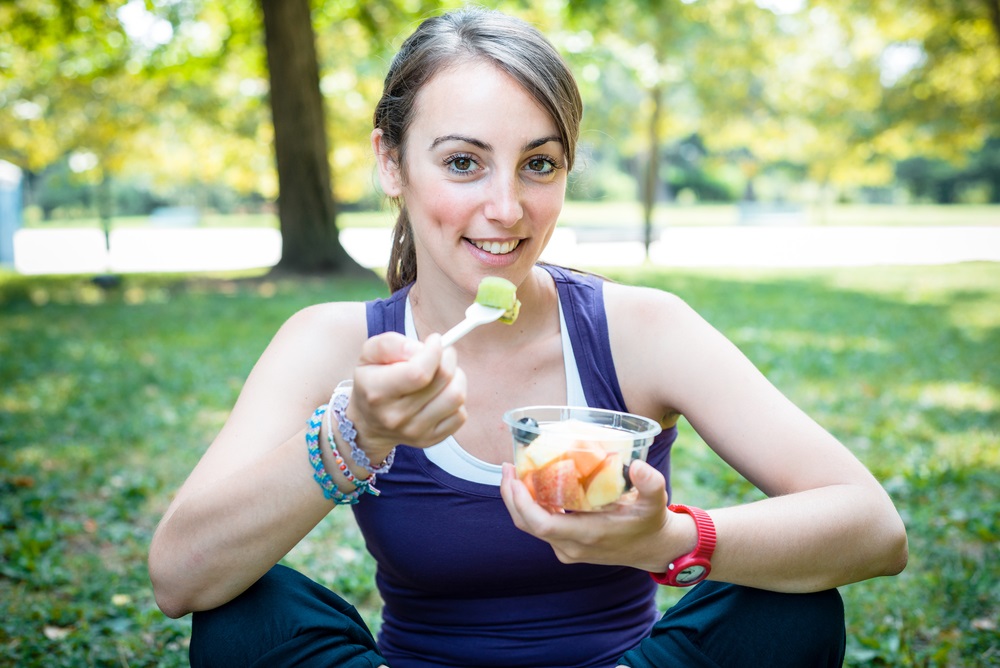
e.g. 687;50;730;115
671;504;717;559
650;504;716;586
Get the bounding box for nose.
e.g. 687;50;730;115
483;173;523;228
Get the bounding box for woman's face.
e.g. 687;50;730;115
375;59;568;294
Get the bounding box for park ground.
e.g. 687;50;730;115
1;203;998;666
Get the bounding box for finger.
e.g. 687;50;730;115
431;405;468;441
358;334;444;405
358;331;420;365
628;459;668;507
500;463;528;520
396;333;446;394
418;361;465;419
609;460;670;533
439;339;458;376
501;463;565;535
408;370;468;447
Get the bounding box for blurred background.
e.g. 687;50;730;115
1;1;998;667
1;0;997;275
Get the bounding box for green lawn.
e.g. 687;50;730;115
1;263;998;666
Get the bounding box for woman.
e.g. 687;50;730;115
149;8;907;667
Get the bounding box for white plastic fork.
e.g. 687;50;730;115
440;302;507;347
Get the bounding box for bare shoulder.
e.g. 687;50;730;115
602;280;700;332
164;299;373;508
257;300;370;389
221;300;369;453
601;280;717;420
273;301;369;353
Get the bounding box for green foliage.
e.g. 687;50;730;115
2;263;998;665
4;0;997;214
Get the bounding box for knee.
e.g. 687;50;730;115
189;566;300;666
188;565;382;668
751;586;845;647
634;583;846;668
699;584;846;667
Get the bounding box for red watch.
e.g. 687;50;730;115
650;504;717;587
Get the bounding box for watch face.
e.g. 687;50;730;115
676;565;707;584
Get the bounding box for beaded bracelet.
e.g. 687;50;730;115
305;405;362;505
331;381;396;476
324;398;379;496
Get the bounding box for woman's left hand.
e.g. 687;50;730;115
500;459;678;572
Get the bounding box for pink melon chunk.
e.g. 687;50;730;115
566;441;608;478
532;458;589;511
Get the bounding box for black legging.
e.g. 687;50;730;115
189;564;846;667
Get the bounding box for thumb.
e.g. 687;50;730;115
359;331;420;365
628;459;668;506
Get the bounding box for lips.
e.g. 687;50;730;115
471;239;521;255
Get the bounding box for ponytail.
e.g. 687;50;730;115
386;208;417;292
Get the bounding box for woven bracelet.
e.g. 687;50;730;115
332;381;396;476
305;405;362;506
324;398;379;497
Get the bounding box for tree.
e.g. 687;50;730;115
567;0;781;252
1;0;374;275
260;0;366;275
732;0;1000;199
0;0;168;252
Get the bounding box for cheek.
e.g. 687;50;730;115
526;187;565;226
409;181;480;229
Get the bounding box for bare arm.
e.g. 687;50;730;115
635;286;907;591
501;284;907;593
148;303;466;617
148;303;367;617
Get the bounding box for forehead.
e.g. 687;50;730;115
408;59;559;145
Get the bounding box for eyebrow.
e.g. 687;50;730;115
429;134;563;153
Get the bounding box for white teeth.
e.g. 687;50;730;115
474;239;519;255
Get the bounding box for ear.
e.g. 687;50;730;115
371;129;403;197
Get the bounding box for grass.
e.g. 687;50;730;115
1;262;998;666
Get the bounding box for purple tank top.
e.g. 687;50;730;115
354;264;677;667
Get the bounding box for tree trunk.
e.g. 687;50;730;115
260;0;367;275
98;168;112;253
642;85;663;259
986;0;1000;53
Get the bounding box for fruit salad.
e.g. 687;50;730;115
513;418;643;511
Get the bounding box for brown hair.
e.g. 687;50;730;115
373;7;583;292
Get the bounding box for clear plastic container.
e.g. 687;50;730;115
502;406;662;512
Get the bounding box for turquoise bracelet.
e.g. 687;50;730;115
305;405;362;505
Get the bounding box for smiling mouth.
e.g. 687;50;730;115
471;239;520;255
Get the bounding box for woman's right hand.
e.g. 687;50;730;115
500;458;684;574
348;332;467;457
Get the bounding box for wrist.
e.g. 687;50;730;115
321;414;374;489
332;381;396;475
651;505;717;587
343;402;396;467
665;508;699;565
